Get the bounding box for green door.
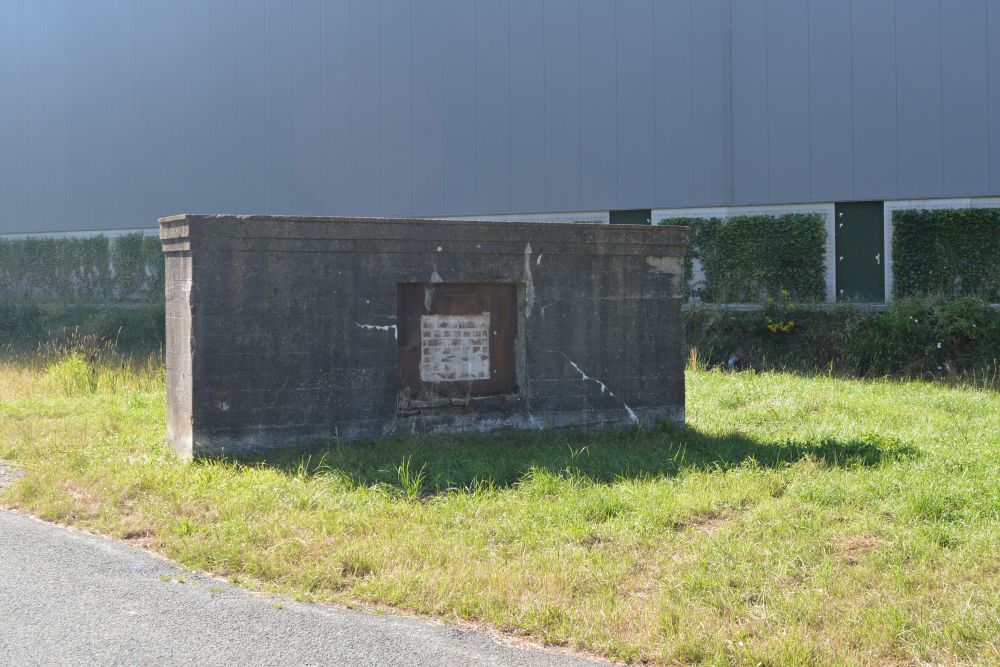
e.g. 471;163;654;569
609;209;652;225
835;201;885;302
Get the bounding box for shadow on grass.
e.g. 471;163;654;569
235;422;919;495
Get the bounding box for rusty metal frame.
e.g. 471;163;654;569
397;282;518;401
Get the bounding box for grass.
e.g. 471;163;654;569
1;350;999;666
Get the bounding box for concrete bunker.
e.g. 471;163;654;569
160;215;689;459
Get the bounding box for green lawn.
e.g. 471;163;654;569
1;353;998;665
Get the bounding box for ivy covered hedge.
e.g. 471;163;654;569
892;208;1000;302
0;233;163;302
659;213;826;303
686;296;1000;381
0;301;165;353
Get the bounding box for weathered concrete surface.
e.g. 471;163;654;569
160;215;689;458
0;509;609;667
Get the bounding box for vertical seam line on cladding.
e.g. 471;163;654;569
378;1;383;216
542;0;548;211
938;0;945;194
725;0;734;204
896;0;899;198
849;0;856;198
806;0;814;201
409;0;414;214
689;2;695;206
614;0;620;209
348;0;355;214
577;1;582;210
473;0;479;214
264;0;270;212
764;0;772;202
651;0;657;210
985;0;992;189
506;0;512;212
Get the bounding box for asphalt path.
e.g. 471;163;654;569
0;509;608;666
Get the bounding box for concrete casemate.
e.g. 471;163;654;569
160;215;688;459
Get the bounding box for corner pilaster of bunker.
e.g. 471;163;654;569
158;214;689;459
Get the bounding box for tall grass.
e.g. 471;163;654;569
1;349;998;666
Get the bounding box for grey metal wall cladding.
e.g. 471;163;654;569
1;0;999;235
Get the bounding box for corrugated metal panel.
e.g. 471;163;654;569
236;0;269;214
319;0;352;216
411;0;444;215
653;0;696;207
990;0;1000;195
475;0;511;214
293;0;329;215
941;0;990;195
441;0;477;215
543;0;581;211
807;0;853;201
508;0;546;214
379;0;413;216
851;0;898;201
0;0;998;234
895;0;943;198
766;0;811;203
615;0;655;208
730;0;769;204
578;0;617;210
348;0;381;214
691;0;732;205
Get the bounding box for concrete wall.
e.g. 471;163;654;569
2;0;998;234
160;215;689;458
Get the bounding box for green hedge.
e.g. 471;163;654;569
686;296;1000;381
0;301;165;353
3;295;996;382
892;208;1000;302
0;233;163;302
659;213;826;303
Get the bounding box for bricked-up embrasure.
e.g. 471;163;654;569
420;313;491;382
397;282;518;399
159;215;688;458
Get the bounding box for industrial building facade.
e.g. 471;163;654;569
1;0;999;301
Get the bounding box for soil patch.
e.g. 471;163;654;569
0;459;25;492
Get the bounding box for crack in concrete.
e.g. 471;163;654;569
551;352;639;424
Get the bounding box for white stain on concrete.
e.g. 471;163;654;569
425;270;444;312
216;401;230;412
536;254;543;265
354;322;398;340
645;256;682;274
539;300;560;316
645;256;684;291
523;243;535;319
557;352;639;424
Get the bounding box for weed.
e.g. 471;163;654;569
396;456;426;501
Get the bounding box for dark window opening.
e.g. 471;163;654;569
609;209;653;225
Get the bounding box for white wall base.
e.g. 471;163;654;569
433;211;610;224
